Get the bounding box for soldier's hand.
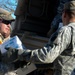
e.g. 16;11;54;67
5;47;26;61
5;47;31;62
2;47;18;63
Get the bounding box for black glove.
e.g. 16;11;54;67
2;47;18;63
18;49;31;61
4;47;31;62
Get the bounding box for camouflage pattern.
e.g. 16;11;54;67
23;22;75;75
0;8;15;21
51;0;71;31
0;34;17;75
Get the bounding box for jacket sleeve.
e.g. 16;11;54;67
23;26;72;64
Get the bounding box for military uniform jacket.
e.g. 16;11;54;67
25;22;75;75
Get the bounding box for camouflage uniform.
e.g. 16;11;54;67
51;0;71;31
0;34;17;75
22;22;75;75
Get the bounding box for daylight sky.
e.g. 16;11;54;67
0;0;18;18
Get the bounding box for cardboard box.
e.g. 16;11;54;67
0;36;23;54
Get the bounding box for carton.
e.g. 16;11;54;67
0;36;23;54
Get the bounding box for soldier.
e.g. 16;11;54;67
5;1;75;75
47;0;71;37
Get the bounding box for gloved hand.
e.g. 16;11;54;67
4;47;31;62
18;48;31;61
2;47;18;63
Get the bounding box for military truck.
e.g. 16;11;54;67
12;0;59;75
